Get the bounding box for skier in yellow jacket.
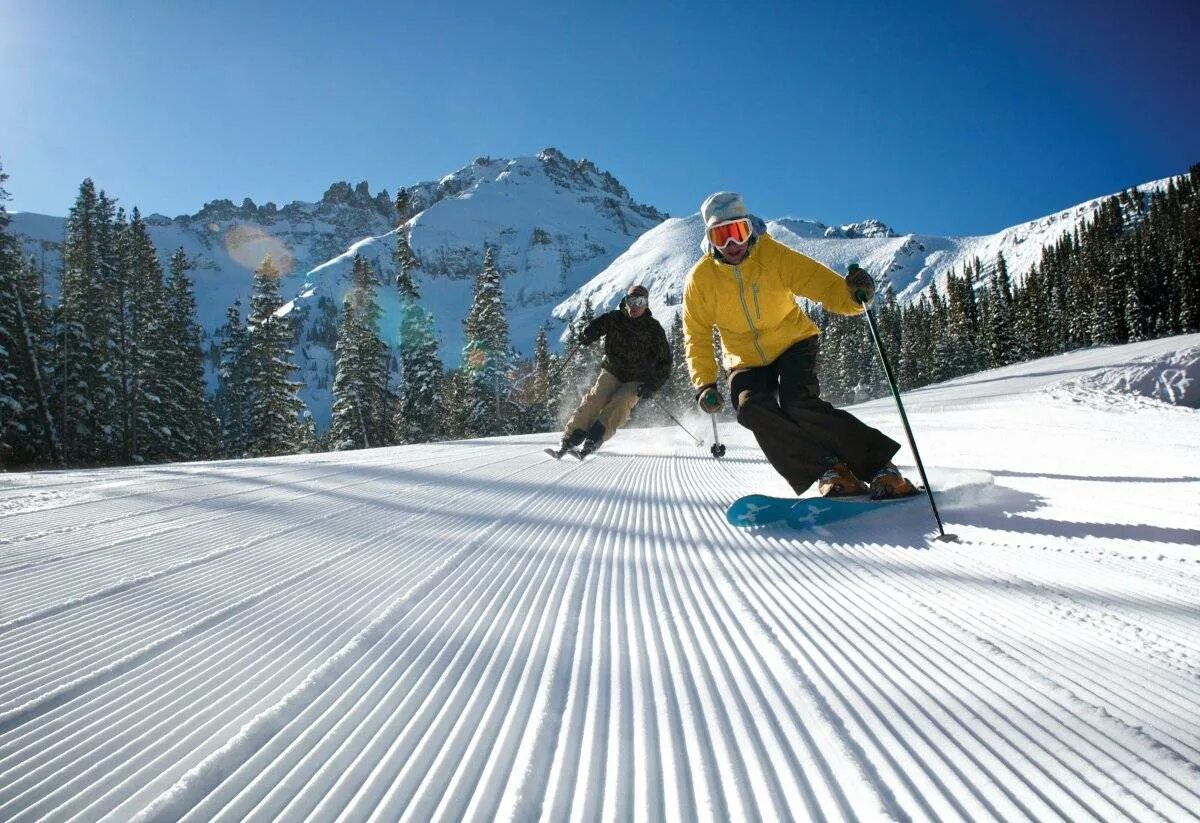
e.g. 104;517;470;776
682;191;917;499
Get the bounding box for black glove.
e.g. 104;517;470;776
695;383;724;414
846;263;875;304
637;382;657;399
579;332;598;346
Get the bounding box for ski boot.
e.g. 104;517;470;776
868;463;919;499
818;462;869;497
547;429;587;459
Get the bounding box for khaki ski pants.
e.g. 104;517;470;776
563;369;641;445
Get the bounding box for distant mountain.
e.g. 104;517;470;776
10;148;668;428
9;150;1174;429
559;177;1176;330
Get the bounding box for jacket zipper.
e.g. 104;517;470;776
733;266;768;364
752;283;762;319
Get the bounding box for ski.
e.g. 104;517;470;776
726;489;923;529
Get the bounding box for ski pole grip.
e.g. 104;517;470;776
846;262;873;305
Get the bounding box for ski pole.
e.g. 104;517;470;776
511;343;580;393
708;413;726;458
547;344;580;384
857;296;955;541
651;398;704;446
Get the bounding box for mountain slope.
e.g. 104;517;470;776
1;334;1198;820
561;176;1177;327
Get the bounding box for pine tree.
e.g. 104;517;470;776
438;367;473;441
164;248;219;459
394;187;414;224
330;254;394;449
117;208;173;462
244;255;308;455
215;301;252;456
392;237;443;444
561;298;600;407
1;162;60;465
941;264;982;379
925;283;952;384
516;327;554;433
982;252;1018;367
898;297;932;390
54;180;123;463
460;246;512;436
661;309;693;412
392;230;419;298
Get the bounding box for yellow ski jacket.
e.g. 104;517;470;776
682;233;865;388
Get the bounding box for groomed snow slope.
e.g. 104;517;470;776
1;335;1199;822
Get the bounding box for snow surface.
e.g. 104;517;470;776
2;335;1199;821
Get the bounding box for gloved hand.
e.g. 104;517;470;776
637;382;657;399
846;263;875;304
579;332;598;346
695;383;724;414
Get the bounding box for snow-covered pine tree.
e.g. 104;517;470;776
1124;229;1154;343
522;327;554;433
438;367;472;441
244;255;309;456
1178;166;1200;333
394;186;415;224
215;301;252;456
661;310;693;412
392;230;419;298
54;180;122;463
164;248;219;459
392;232;443;444
569;298;602;393
330;254;394;449
0;162;60;466
1012;263;1046;360
897;296;932;390
981;251;1018;368
923;283;952;385
870;286;902;396
460;246;512;437
117;209;174;462
941;262;983;380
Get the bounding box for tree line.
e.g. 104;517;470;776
814;165;1200;404
3;163;1198;469
0;173;645;467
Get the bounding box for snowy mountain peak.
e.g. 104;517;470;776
824;218;898;239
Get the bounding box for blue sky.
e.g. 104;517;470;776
1;0;1196;236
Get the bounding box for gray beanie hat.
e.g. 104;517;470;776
700;191;749;227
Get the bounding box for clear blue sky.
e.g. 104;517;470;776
2;0;1196;236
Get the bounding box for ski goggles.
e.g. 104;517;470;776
626;295;649;308
707;217;753;249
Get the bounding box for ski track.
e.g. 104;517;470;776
1;423;1198;821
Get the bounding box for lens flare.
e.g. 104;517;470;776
223;223;294;275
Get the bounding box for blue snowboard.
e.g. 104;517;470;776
726;492;923;530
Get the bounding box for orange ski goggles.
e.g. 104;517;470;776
707;217;753;249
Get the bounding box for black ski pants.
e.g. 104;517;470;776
729;336;899;495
